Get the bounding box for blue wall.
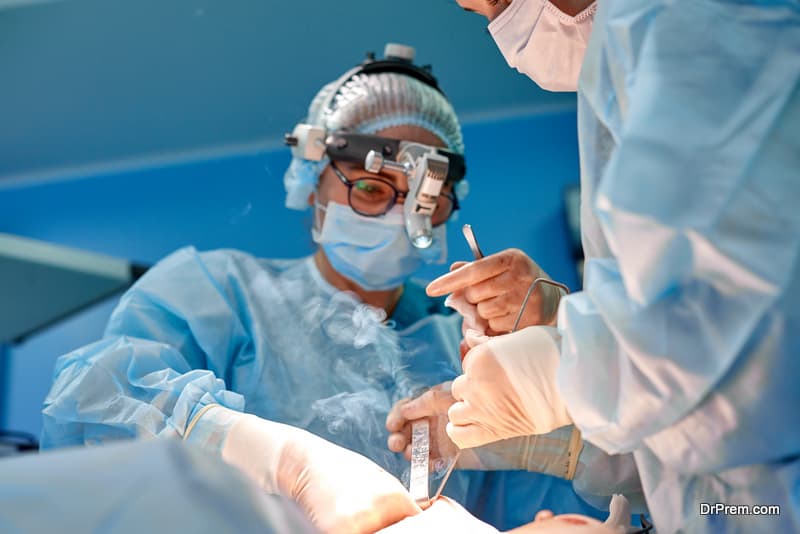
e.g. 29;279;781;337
0;110;580;436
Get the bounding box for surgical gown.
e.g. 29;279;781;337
558;1;800;532
0;439;316;533
41;248;602;530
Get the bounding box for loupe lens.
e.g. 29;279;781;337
411;234;433;248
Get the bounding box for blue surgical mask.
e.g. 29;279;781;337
313;201;447;291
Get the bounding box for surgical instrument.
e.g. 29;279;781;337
429;224;487;504
462;224;484;260
512;278;570;332
409;419;431;504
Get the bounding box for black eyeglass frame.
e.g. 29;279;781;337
329;160;460;225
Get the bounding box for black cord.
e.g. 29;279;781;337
628;514;654;534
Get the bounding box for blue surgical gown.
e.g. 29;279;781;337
41;248;602;530
0;439;316;533
558;1;800;532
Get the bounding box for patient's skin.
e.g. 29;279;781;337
454;0;595;20
381;497;619;533
509;509;618;533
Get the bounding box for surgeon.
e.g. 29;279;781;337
41;44;602;532
391;1;800;532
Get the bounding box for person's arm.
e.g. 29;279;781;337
386;379;648;514
558;0;800;473
387;379;582;479
42;247;422;532
187;405;420;533
572;444;647;513
41;247;248;450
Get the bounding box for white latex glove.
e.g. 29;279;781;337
386;379;583;480
427;250;561;334
191;405;420;534
603;494;632;534
376;496;499;533
445;289;490;358
447;326;573;449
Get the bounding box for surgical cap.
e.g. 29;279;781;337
284;72;465;210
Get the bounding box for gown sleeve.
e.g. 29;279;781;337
42;247;250;451
558;0;800;474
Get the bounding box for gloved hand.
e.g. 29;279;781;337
376;496;499;533
444;286;491;358
603;494;633;534
189;405;420;534
387;381;467;471
427;249;561;334
447;326;573;449
387;378;583;480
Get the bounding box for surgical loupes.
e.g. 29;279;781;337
365;145;448;249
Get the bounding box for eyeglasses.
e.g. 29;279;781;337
330;161;459;226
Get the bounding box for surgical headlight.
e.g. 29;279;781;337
286;129;464;248
365;142;449;249
283;43;466;249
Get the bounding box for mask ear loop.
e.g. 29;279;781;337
310;181;328;242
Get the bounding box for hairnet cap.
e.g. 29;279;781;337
284;53;465;210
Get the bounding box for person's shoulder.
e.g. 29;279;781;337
137;246;263;284
143;246;236;272
134;248;312;306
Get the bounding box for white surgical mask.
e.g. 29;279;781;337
489;0;596;92
313;201;447;291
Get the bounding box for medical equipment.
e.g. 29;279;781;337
0;430;38;457
284;44;466;249
409;419;430;504
631;515;654;534
287;131;463;250
0;233;148;344
512;278;570;332
429;224;487;504
462;224;484;260
311;200;447;290
366;144;449;249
